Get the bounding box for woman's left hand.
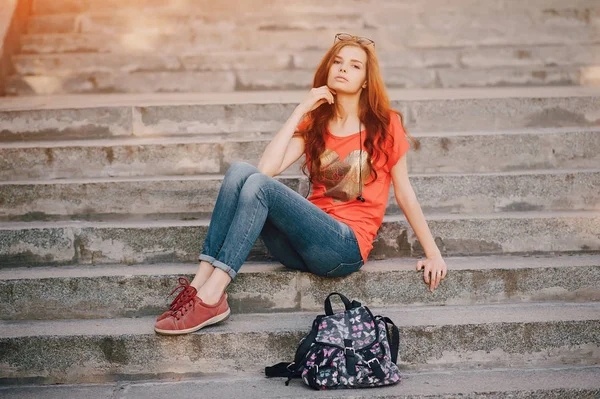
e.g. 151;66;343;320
416;255;448;292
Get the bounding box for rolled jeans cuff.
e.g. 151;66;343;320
199;253;216;264
212;260;237;280
199;254;237;280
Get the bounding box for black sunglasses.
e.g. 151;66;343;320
334;33;375;47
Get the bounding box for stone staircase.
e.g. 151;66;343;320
4;0;600;95
1;86;599;397
1;0;600;397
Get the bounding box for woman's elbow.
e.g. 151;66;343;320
257;164;278;177
257;159;274;176
395;190;418;207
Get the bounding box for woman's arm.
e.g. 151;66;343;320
390;154;448;292
257;107;306;177
258;86;336;176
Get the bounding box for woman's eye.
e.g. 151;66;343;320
333;60;359;69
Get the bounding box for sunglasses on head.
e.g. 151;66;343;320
334;33;375;47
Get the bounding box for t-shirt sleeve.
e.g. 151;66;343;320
386;112;411;169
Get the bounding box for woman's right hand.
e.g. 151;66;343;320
296;85;337;115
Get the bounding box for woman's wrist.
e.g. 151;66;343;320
425;249;442;259
293;104;308;118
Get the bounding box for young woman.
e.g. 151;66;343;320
154;33;448;335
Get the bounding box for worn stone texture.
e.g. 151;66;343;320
2;93;598;140
1;367;599;398
1;0;600;390
0;213;598;267
9;0;599;94
405;130;600;174
15;43;599;80
398;96;600;132
437;66;582;88
0;303;598;383
1;256;599;320
8;65;595;95
16;13;600;54
7;70;237;96
26;0;600;15
0;107;132;141
1;171;598;221
130;95;600;137
1;129;598;180
374;213;600;259
0;226;75;265
0;176;304;220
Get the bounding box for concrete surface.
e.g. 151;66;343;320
0;302;598;383
1;366;600;398
1;255;599;320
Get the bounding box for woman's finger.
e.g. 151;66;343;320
416;260;424;271
435;270;442;289
423;266;431;284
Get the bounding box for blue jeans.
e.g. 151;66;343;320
199;161;364;280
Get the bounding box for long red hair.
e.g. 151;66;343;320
295;40;418;186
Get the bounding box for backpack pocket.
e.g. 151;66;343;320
302;344;342;389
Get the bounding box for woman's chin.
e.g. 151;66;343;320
329;82;352;93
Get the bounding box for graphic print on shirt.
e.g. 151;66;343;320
316;148;371;202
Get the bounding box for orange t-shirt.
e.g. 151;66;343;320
296;111;411;264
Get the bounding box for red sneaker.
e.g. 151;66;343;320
154;292;230;335
156;277;197;322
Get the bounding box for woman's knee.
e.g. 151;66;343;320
242;172;272;192
238;173;272;201
224;162;260;185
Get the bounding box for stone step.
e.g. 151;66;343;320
1;169;598;221
0;211;598;267
1;254;598;320
23;5;600;40
7;65;591;95
18;7;600;51
0;302;598;384
2;128;598;180
23;10;379;36
10;43;600;95
1;87;598;142
29;0;600;16
13;45;600;75
2;367;599;398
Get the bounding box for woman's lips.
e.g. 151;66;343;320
335;76;348;82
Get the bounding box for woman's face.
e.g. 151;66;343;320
327;45;368;94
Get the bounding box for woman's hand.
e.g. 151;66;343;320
416;255;448;292
296;85;337;115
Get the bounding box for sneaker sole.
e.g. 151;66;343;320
154;308;231;336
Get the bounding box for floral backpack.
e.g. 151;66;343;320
265;292;401;390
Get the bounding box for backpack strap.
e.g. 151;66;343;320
292;316;321;366
323;292;363;315
264;362;296;378
363;352;387;381
344;338;358;376
379;316;400;364
324;292;352;315
264;316;322;385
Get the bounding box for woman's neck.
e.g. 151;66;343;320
332;94;360;127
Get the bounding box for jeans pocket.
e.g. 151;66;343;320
325;259;364;278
